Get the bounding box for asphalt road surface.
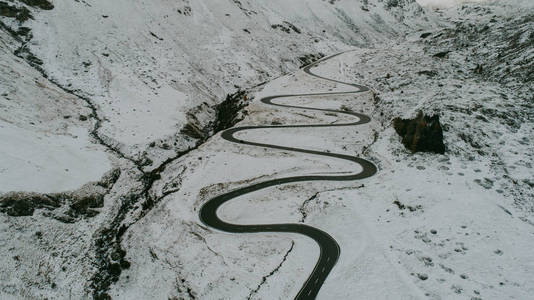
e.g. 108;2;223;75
200;52;377;299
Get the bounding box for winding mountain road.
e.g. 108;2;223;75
200;52;377;299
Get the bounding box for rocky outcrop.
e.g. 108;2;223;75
213;90;249;133
20;0;54;10
393;111;445;154
0;1;32;22
0;169;121;221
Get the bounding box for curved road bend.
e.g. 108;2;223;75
200;52;377;299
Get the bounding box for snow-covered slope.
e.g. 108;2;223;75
1;1;437;298
25;0;431;162
1;0;436;189
0;30;111;193
1;0;532;299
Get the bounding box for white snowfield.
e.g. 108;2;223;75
0;0;533;299
0;32;111;193
0;123;110;193
416;0;485;8
417;0;534;9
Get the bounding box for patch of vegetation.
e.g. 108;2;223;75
177;6;191;16
271;24;291;34
393;200;422;212
386;0;399;8
271;21;301;34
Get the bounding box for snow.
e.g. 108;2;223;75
0;29;112;194
114;38;532;298
0;122;110;193
1;0;532;299
416;0;487;8
100;73;188;146
25;0;433;161
417;0;534;9
109;63;378;299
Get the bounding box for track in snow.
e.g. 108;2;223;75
200;52;377;299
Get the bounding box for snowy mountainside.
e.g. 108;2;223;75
309;2;534;297
0;0;438;299
109;1;534;299
24;0;432;162
1;0;532;299
0;30;111;193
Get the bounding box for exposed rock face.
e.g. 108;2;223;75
0;169;121;221
298;53;325;68
0;1;32;21
213;90;248;133
393;111;445;154
0;193;60;216
20;0;54;10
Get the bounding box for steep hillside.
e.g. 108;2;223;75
0;24;112;194
0;1;437;299
2;0;531;299
4;0;433;164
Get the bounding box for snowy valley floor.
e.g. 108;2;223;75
111;50;533;299
1;47;533;299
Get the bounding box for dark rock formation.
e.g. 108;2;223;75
181;122;206;140
0;1;32;21
0;193;61;216
420;32;432;39
20;0;54;10
433;51;451;58
298;53;325;68
393;111;445;154
0;169;121;220
213;90;248;133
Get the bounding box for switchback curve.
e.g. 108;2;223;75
200;52;377;299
